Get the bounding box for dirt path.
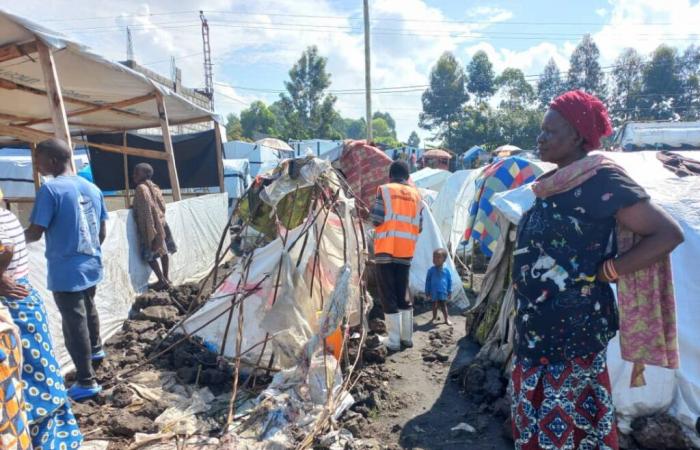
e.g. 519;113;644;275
360;302;513;450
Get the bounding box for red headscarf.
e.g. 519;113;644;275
550;90;613;151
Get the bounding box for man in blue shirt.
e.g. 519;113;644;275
25;138;107;401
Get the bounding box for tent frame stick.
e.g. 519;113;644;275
154;91;182;201
30;142;41;193
123;131;130;208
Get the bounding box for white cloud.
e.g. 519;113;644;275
595;8;608;17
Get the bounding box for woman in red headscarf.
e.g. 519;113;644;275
509;91;684;449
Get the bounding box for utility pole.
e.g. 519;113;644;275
363;0;372;142
200;10;214;110
126;26;134;61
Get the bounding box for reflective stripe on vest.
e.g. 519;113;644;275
380;185;421;227
375;230;419;241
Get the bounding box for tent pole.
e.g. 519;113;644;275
123;131;130;209
154;91;182;201
214;123;225;193
30;142;41;193
36;40;75;174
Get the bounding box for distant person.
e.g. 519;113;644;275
0;194;82;447
425;248;452;325
25;138;107;401
371;161;422;351
410;150;417;173
132;163;177;290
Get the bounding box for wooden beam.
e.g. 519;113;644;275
0;112;38;123
83;140;169;160
0;41;37;64
123;132;130;209
30;142;41;193
36;40;74;173
214;123;225;193
155;91;182;201
20;92;156;127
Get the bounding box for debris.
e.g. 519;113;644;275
451;422;477;434
631;414;694;449
364;345;388;364
108;412;154;437
369;318;387;334
136;305;179;326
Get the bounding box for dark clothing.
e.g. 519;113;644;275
513;167;648;365
53;287;102;385
375;263;412;314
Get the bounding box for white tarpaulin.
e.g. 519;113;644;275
431;169;483;254
223;159;251;211
26;193;229;371
223;141;293;177
491;151;700;442
409;203;470;308
0;153;89;198
411;167;451;192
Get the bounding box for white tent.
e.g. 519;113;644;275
431;169;483;254
223;159;251;212
223;141;293;177
487;151;700;444
0;153;88;198
411;167;451;192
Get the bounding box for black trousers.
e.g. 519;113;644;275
375;262;412;314
53;286;102;385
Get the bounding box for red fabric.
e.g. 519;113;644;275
550;90;613;151
338;140;393;214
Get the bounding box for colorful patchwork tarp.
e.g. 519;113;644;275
338;140;392;214
463;157;543;257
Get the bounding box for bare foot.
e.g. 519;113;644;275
445;319;453;326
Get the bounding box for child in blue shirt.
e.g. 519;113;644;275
425;248;452;325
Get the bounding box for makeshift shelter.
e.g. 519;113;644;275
469;151;700;446
337;140;393;213
461;146;488;169
0;10;219;202
289;139;344;160
422;148;452;170
223;159;251;211
615;121;700;151
431;168;483;254
463;157;552;257
411;167;451;192
223;140;294;178
493;144;521;158
180;156;368;446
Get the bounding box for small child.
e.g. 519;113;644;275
425;248;452;325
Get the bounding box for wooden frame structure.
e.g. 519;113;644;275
0;17;223;204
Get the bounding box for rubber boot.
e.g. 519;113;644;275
399;308;414;348
384;313;402;352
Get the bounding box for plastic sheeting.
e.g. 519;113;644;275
223;159;251;211
26;193;229;372
491;151;700;443
0;152;89;199
411;167;451;192
431;169;483;254
223;141;293;177
409;203;469;308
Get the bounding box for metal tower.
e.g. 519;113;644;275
200;10;214;109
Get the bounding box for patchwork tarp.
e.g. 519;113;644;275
26;194;229;372
463;157;547;256
338;140;393;212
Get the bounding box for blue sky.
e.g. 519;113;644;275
5;0;700;143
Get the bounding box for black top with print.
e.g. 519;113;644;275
512;167;649;365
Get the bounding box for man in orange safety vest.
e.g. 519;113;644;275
370;161;422;351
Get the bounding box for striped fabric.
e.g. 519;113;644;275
0;210;29;280
463;157;543;257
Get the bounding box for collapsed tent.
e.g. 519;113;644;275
223;141;294;177
469;151;700;445
180;157;368;446
463;157;552;257
411;167;451;192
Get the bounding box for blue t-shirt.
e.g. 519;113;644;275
30;176;108;292
425;266;452;301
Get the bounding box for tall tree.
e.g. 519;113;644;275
609;48;646;124
240;101;277;139
419;52;470;143
641;44;682;120
373;111;397;139
496;68;535;110
537;58;565;108
372;117;399;148
678;45;700;120
567;34;606;98
278;46;340;139
407;131;421;147
467;50;496;103
225;113;244;141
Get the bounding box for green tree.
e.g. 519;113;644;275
678;45;700;119
225;113;244;141
373;111;397;139
494;108;544;149
496;68;535;110
448;104;498;151
240;101;277;139
537;58;565;108
419;52;469;143
609;48;646;124
467;50;496;103
345;118;367;139
372;117;400;147
407;131;421;147
278;46;340;139
567;34;606;98
641;45;682;120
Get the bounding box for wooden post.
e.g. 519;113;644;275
123;131;130;209
36;40;75;173
154;91;182;201
30;142;41;193
214;123;225;193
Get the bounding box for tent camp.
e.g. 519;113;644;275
223;140;294;177
470;151;700;445
411;167;451;192
223;159;251;211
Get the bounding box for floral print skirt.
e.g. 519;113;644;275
510;350;619;450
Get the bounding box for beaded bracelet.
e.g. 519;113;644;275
603;259;619;282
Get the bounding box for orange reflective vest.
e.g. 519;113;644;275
374;183;422;258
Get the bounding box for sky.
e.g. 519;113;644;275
4;0;700;143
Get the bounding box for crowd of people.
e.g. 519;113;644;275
0;90;686;450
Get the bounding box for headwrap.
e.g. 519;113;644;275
550;90;613;151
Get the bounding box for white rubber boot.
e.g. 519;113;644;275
384;313;402;352
399;309;414;348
